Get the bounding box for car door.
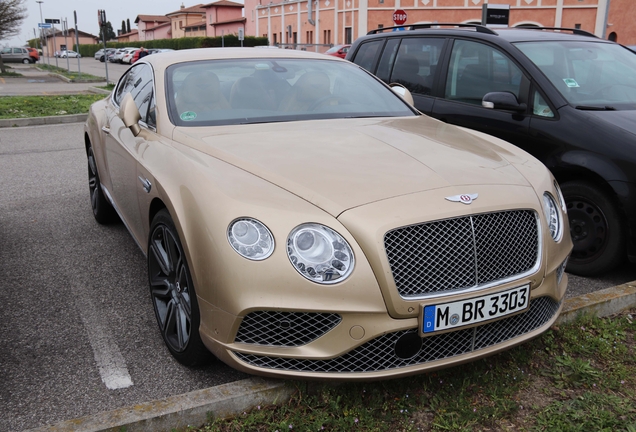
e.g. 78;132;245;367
103;63;156;243
430;38;533;148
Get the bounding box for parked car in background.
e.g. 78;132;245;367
0;47;35;63
111;47;136;63
26;47;39;62
347;24;636;276
60;50;81;58
102;48;117;62
324;44;350;59
94;49;104;60
84;47;571;378
121;49;138;64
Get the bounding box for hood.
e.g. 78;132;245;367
583;110;636;136
174;116;532;217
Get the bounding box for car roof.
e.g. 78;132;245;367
361;24;612;45
141;47;342;70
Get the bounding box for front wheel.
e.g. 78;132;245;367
148;210;214;367
22;58;31;64
561;181;625;276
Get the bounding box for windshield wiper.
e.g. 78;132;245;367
575;105;617;111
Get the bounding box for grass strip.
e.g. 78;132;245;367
0;94;106;119
187;310;636;431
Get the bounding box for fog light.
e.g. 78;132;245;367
557;256;569;284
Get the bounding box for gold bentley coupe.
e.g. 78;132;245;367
84;48;572;380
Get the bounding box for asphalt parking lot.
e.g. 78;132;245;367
1;65;636;431
0;124;247;432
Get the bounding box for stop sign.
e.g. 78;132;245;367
393;9;407;25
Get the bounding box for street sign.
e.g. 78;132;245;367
45;18;61;24
38;23;52;28
238;28;244;41
393;9;407;26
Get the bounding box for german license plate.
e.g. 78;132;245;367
421;284;530;335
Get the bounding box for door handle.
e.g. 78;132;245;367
101;126;110;135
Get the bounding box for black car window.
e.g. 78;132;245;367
445;39;523;105
388;38;445;96
376;39;400;83
351;40;384;72
532;90;554;118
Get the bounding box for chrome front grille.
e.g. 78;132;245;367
235;311;342;347
234;296;560;373
384;210;540;298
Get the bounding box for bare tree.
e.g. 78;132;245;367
0;0;27;73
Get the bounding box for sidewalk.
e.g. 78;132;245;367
0;65;107;96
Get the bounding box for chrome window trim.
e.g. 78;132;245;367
387;210;543;301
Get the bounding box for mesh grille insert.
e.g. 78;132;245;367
235;311;342;347
234;296;560;373
384;210;539;298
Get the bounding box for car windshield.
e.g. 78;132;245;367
166;58;415;126
514;40;636;110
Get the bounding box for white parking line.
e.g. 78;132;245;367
78;298;134;390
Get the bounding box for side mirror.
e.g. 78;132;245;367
482;91;527;113
119;93;142;136
390;84;415;106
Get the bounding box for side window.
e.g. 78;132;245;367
13;48;23;54
129;65;155;126
376;39;400;83
1;48;11;54
445;39;523;105
388;38;445;96
351;40;384;72
113;64;156;127
532;90;554;118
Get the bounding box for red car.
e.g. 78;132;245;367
27;47;39;62
324;44;350;59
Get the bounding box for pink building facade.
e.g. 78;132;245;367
244;0;634;47
135;15;172;41
204;1;246;37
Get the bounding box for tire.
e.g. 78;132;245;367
148;210;214;367
22;58;31;64
561;181;626;276
87;144;116;224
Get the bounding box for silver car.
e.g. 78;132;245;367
0;47;34;64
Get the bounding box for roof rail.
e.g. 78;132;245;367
367;23;497;35
525;26;598;38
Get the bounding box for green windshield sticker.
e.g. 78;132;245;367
563;78;580;88
180;111;197;121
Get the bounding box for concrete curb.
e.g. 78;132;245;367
0;114;88;128
25;378;294;432
557;281;636;324
23;281;636;432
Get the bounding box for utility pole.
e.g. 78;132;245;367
98;10;109;84
63;18;70;71
36;1;50;66
74;11;81;78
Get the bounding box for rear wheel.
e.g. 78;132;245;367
22;58;31;64
148;210;214;367
87;144;116;224
562;181;625;276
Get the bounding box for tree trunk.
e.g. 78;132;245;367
0;55;6;74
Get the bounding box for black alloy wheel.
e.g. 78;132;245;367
148;210;213;366
87;144;116;224
562;181;625;276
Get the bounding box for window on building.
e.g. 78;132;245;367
345;27;352;45
293;32;297;44
306;30;313;43
273;33;277;45
575;23;581;29
323;29;331;45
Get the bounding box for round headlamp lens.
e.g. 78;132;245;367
287;224;355;284
228;218;274;260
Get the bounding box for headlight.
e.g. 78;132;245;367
227;218;274;260
543;192;562;241
287;223;355;284
554;180;567;213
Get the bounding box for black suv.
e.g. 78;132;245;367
346;24;636;276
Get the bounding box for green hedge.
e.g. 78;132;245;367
78;35;269;57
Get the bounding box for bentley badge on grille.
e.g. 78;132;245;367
445;193;478;205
